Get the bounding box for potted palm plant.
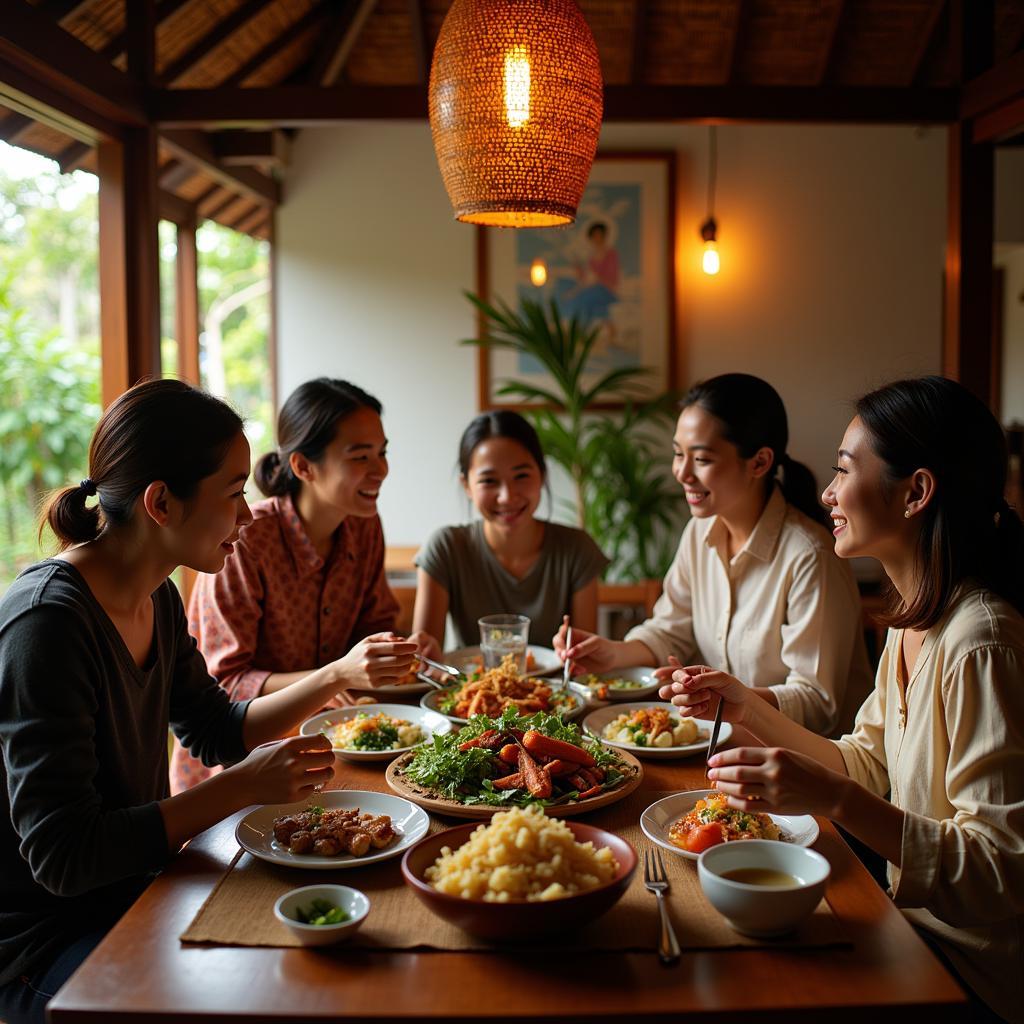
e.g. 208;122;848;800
462;292;686;582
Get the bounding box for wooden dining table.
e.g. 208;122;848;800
49;746;966;1023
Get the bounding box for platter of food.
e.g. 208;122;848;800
640;789;819;860
300;704;452;763
386;707;644;819
582;702;731;759
571;668;660;702
420;659;584;724
235;790;429;870
443;644;561;678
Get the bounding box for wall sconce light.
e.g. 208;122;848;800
428;0;603;227
530;258;548;287
701;126;720;276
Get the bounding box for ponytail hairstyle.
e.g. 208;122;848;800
457;411;548;481
41;378;243;551
254;378;382;498
856;375;1024;628
682;373;829;529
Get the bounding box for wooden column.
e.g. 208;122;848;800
175;212;201;385
97;127;162;405
943;122;994;401
942;0;995;404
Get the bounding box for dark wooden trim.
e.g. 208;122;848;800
37;0;91;20
151;83;959;126
630;0;647;85
158;0;277;86
220;3;332;87
212;130;288;168
972;94;1024;142
96;0;193;61
0;2;147;128
57;139;90;172
97;130;162;405
408;0;429;85
126;0;157;87
725;0;750;85
305;0;378;86
961;48;1024;118
815;0;848;84
991;267;1004;421
158;158;197;191
159;129;280;204
906;0;946;86
157;188;196;224
943;122;995;404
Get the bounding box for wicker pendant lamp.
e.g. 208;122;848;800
429;0;604;227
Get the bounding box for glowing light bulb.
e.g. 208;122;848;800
530;258;547;287
504;45;531;128
702;241;720;276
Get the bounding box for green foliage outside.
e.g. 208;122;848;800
0;144;272;592
464;293;687;582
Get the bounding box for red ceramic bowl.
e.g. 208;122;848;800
400;820;637;941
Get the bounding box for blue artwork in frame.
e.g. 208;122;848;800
478;152;676;409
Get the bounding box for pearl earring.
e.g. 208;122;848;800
904;509;912;518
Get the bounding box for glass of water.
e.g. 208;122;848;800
478;614;530;674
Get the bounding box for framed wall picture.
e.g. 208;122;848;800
475;151;677;409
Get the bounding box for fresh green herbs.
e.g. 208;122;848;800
403;707;625;808
351;721;399;750
295;898;350;926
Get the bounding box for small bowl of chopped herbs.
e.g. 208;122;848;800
273;884;370;946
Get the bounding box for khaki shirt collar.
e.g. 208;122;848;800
704;483;787;565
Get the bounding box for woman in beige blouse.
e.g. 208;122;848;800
665;376;1024;1023
557;373;872;736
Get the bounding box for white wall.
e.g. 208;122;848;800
278;122;947;549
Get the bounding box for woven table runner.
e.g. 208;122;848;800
181;791;847;952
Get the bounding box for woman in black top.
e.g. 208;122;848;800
0;379;416;1024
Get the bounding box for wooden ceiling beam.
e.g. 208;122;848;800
221;3;332;87
972;94;1024;142
158;187;197;225
195;184;231;217
159;158;197;191
630;0;647;86
961;48;1024;118
57;139;90;172
151;83;959;126
211;129;289;169
126;0;157;87
204;191;244;222
158;0;277;86
408;0;430;86
0;2;147;131
815;0;848;85
905;1;946;87
305;0;378;86
160;128;280;205
97;0;194;62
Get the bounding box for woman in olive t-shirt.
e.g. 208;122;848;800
413;412;608;656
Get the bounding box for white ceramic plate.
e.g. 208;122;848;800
583;702;732;759
640;789;820;861
300;704;452;763
570;667;661;703
235;790;429;870
420;683;585;726
443;644;562;678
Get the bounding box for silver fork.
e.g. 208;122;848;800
643;848;681;965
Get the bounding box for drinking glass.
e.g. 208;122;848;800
478;614;530;674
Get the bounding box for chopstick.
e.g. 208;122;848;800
704;686;725;783
561;615;572;692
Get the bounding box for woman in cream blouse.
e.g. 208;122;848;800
556;373;872;736
666;376;1024;1023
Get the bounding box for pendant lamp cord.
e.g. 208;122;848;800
706;125;717;218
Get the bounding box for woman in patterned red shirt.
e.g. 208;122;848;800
171;378;418;793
